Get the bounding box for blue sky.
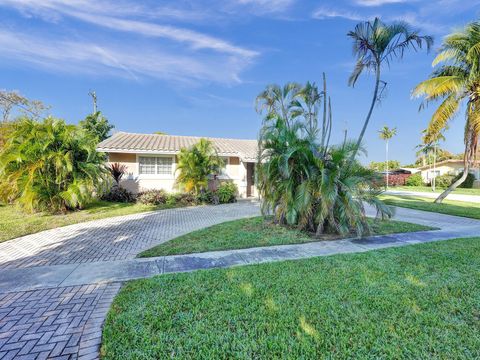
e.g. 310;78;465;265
0;0;478;164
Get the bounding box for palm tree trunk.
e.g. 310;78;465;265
432;143;437;191
385;140;389;189
435;146;470;204
349;63;381;162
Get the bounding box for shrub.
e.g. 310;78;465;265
169;192;198;206
453;172;475;188
137;189;168;205
435;174;456;188
0;117;107;213
405;173;423;186
101;185;136;203
197;189;215;204
217;182;238;203
108;163;127;185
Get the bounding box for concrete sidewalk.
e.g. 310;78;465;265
385;189;480;203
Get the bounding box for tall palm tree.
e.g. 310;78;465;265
348;18;432;161
413;21;480;203
255;83;302;129
378;126;397;189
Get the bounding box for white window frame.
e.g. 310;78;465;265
136;154;174;179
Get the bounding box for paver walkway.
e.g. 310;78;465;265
1;201;480;359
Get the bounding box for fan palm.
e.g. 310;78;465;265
0;117;107;213
378;126;397;188
413;21;480;203
176;138;223;195
348;18;433;161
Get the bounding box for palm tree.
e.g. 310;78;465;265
378;126;397;189
348;18;432;161
413;21;480;203
0;117;107;213
255;83;302;129
256;82;392;237
176;138;223;195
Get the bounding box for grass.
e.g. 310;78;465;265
102;237;480;359
393;186;480;196
381;195;480;220
0;201;180;243
138;216;434;258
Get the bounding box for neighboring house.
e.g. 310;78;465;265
97;132;259;198
417;159;480;185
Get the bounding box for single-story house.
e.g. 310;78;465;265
417;159;480;185
97;132;259;198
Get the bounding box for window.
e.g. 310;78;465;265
219;158;228;176
157;157;173;175
139;156;173;176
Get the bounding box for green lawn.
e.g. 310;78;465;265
103;237;480;359
138;216;434;258
393;186;480;196
381;195;480;220
0;201;180;243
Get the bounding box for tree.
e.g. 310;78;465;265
0;90;49;121
257;81;391;237
378;126;397;188
413;21;480;203
176;139;223;195
0;117;108;213
79;111;114;142
153;131;167;135
348;18;432;161
369;160;400;172
255;83;302;129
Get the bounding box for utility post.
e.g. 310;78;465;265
88;90;97;113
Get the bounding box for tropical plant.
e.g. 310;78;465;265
0;117;108;212
257;81;392;237
413;20;480;203
101;186;136;203
378;126;397;188
217;182;238;204
405;173;424;186
176;139;223;195
79;111;114;142
348;18;432;160
108;162;127;185
369;160;400;172
137;189;168;205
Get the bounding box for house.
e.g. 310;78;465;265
417;159;480;186
97;132;259;198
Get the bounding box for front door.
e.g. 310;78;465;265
246;162;255;197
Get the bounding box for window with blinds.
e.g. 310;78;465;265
139;156;173;175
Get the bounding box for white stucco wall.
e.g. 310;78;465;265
108;152;256;197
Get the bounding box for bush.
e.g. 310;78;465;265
453;172;475;188
197;189;215;204
405;173;423;186
435;174;456;188
217;182;238;203
171;192;198;206
137;189;168;205
101;185;136;203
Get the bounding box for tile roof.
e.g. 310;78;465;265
416;159;480;171
97;132;259;162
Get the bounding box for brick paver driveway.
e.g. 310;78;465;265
0;202;260;359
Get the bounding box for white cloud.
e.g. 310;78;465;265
234;0;295;13
312;7;368;21
355;0;410;6
0;29;252;84
0;0;259;84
